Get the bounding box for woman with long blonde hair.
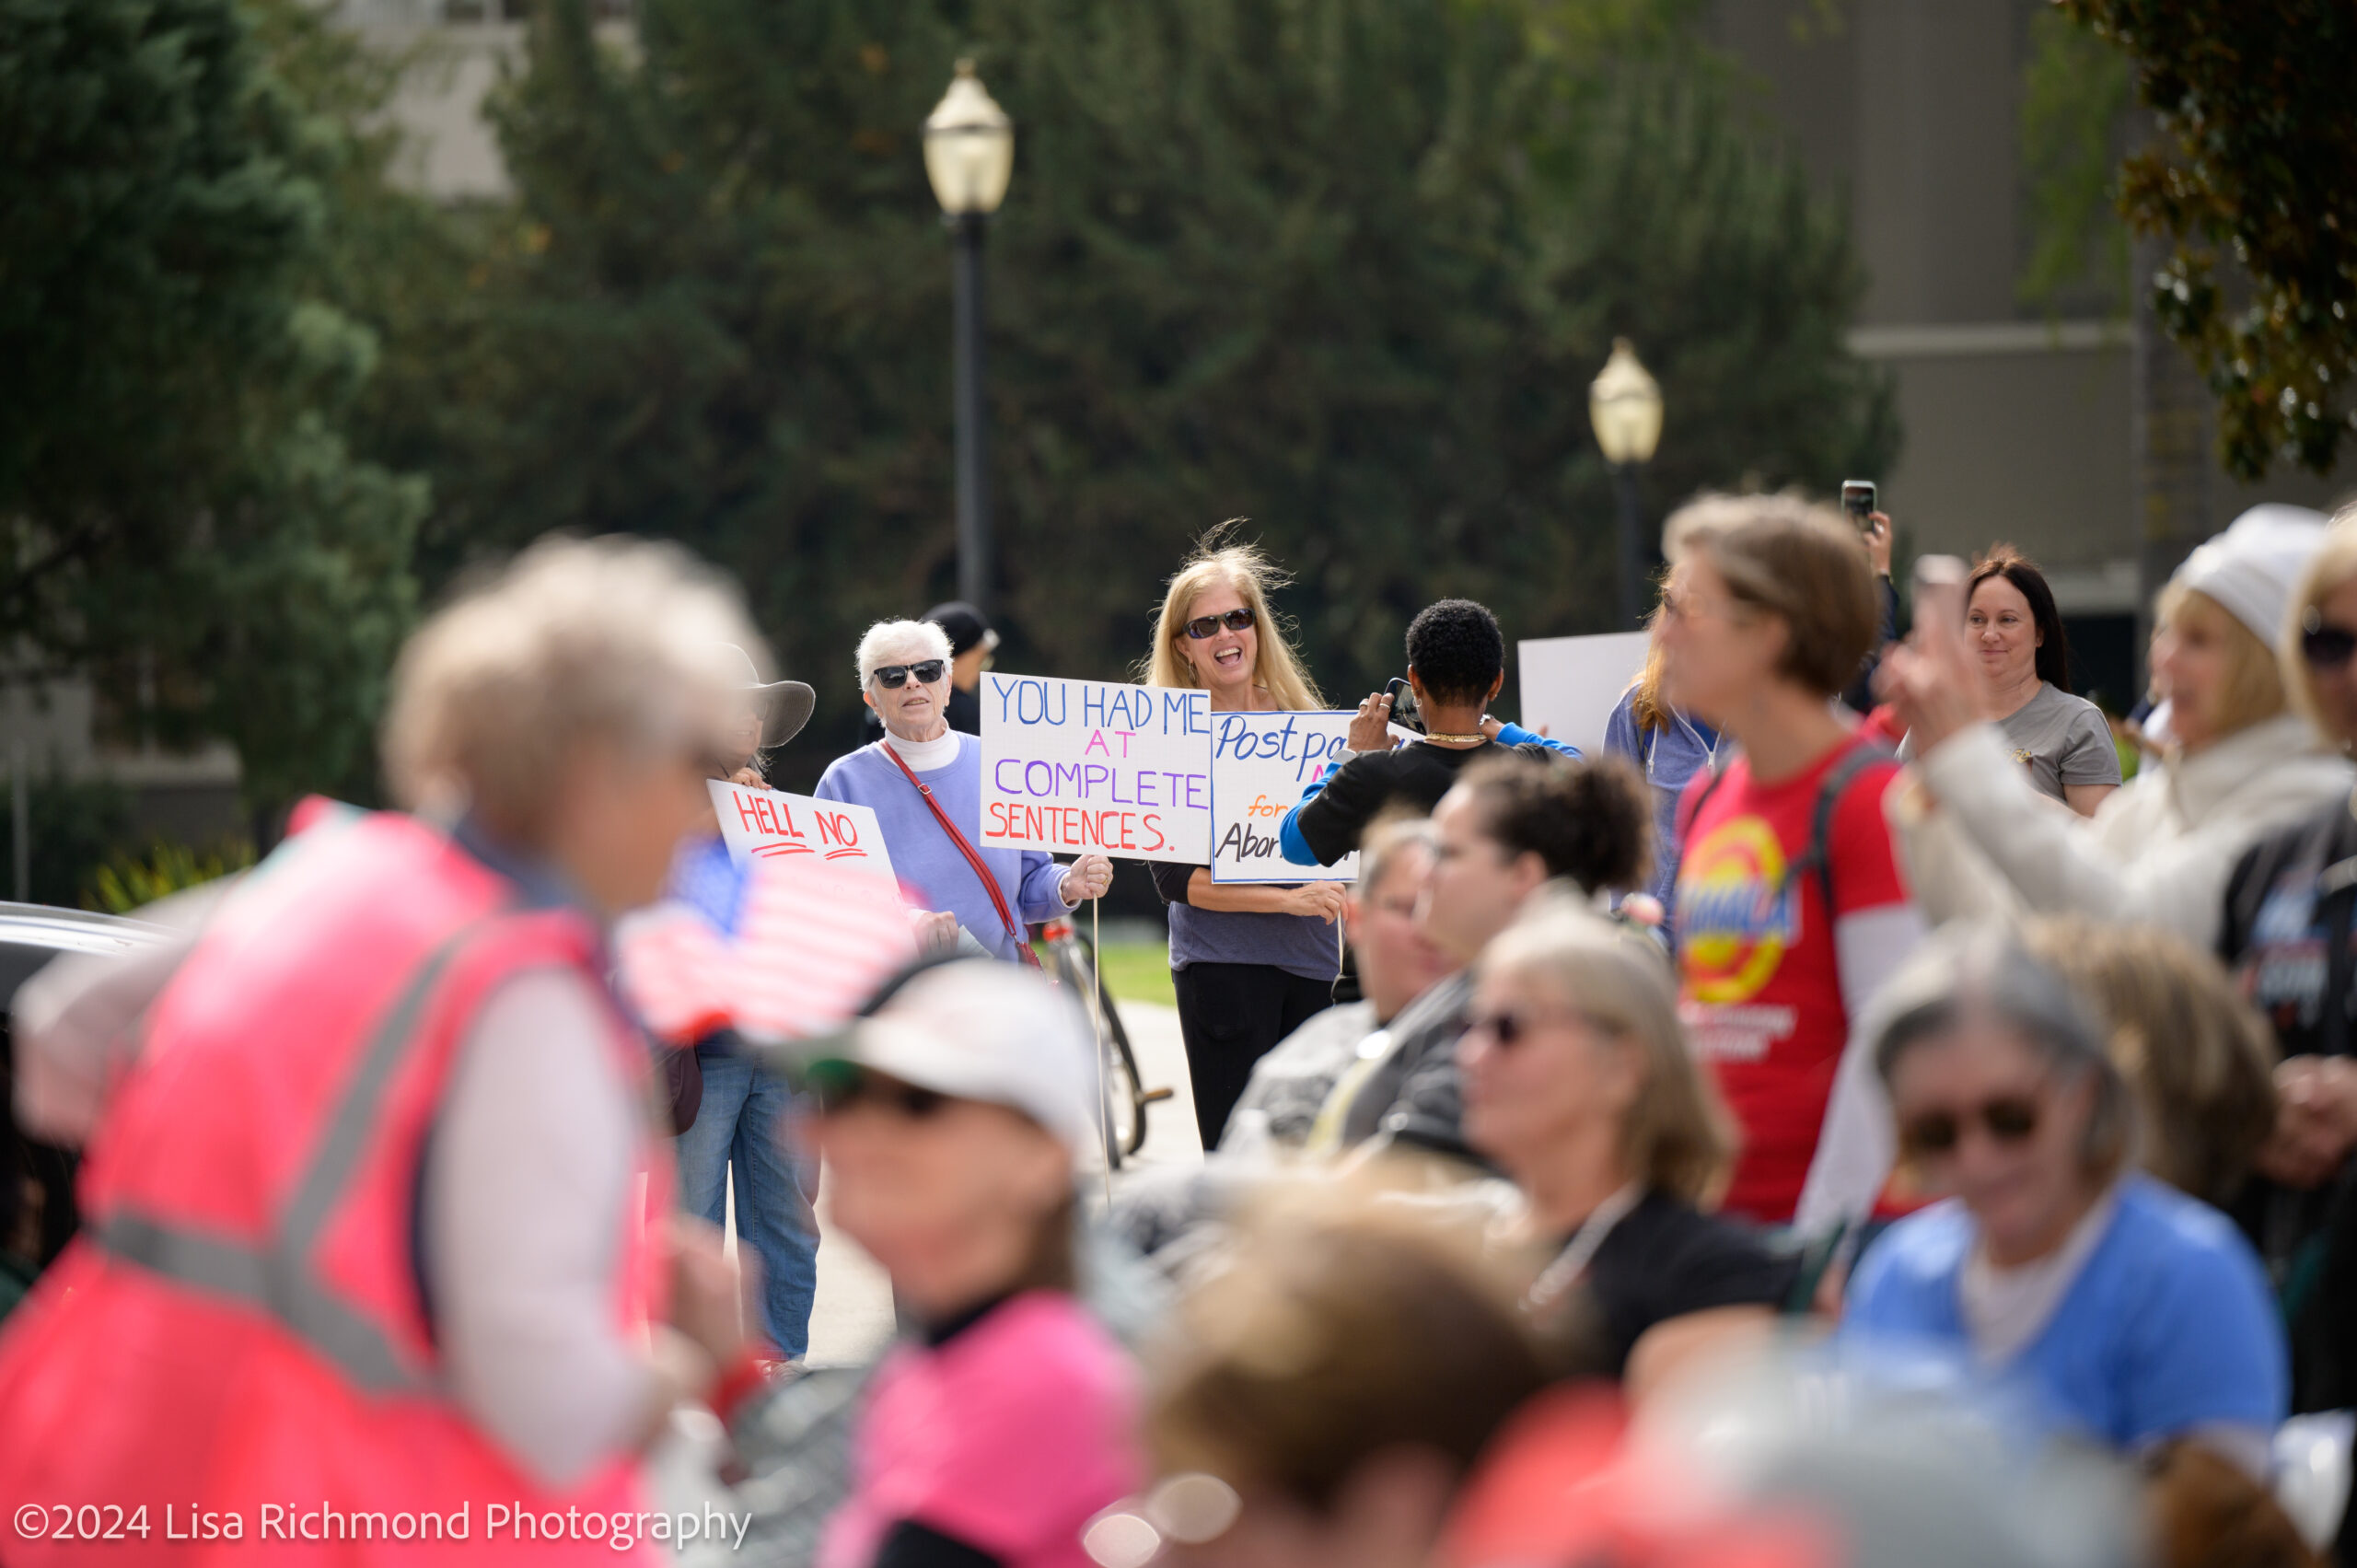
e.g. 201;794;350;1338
1602;600;1722;914
1144;527;1348;1144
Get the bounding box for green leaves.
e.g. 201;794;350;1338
2060;0;2357;479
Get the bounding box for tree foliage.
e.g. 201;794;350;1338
2061;0;2357;479
0;0;431;816
406;0;1893;784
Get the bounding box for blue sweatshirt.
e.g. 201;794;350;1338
813;737;1073;963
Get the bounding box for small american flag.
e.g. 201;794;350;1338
615;854;918;1044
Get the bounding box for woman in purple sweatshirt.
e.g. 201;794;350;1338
815;619;1112;964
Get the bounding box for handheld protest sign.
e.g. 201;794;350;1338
980;673;1210;863
1208;711;1359;883
1516;633;1651;757
708;779;899;885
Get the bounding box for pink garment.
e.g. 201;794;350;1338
822;1292;1143;1568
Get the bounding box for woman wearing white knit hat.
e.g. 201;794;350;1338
1880;505;2352;949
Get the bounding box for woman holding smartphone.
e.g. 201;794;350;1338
1144;533;1346;1146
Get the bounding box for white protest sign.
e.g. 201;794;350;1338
1516;633;1652;758
707;779;900;885
980;673;1211;863
1208;711;1358;883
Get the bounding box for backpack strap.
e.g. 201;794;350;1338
1788;741;1896;921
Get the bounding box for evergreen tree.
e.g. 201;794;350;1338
0;0;433;819
424;0;1895;781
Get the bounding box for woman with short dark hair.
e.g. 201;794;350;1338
1841;923;2286;1474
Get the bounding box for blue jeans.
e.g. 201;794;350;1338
675;1050;819;1359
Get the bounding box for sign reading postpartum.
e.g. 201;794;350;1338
980;673;1211;863
1207;711;1358;884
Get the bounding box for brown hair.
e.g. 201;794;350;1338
1663;492;1878;697
2155;583;2290;739
1479;902;1737;1204
1454;751;1654;896
1148;1207;1546;1510
2145;1441;2326;1568
1143;526;1324;711
2020;917;2277;1210
1625;604;1674;735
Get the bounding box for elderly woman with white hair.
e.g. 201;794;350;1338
816;619;1112;964
0;537;764;1551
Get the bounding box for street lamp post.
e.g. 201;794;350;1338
1588;338;1665;629
924;61;1016;614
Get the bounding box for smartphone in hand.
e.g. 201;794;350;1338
1384;676;1425;736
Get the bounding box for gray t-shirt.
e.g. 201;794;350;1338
1996;683;2122;802
1900;683;2121;805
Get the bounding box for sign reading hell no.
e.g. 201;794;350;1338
707;780;900;885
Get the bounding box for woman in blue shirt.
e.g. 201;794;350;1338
1602;616;1720;914
1841;923;2287;1473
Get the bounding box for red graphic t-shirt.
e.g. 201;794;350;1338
1673;738;1909;1223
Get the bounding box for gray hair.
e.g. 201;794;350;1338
383;536;761;847
1356;815;1435;899
855;618;954;689
1865;922;2137;1184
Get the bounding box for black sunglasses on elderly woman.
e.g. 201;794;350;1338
874;660;948;689
2301;607;2357;670
1183;607;1256;641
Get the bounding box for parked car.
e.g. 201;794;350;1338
0;902;172;1318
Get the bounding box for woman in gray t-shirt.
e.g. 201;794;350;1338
1919;547;2122;815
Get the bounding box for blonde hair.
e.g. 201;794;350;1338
1663;491;1878;697
1143;526;1324;711
1477;901;1736;1205
2281;500;2357;740
383;536;761;847
1626;604;1672;735
2021;915;2278;1209
2155;583;2289;738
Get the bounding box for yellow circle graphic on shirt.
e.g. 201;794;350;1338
1677;815;1799;1004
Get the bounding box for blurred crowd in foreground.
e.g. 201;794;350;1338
0;487;2354;1568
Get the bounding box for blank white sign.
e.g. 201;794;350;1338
1515;633;1653;758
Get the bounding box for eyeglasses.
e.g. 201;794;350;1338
811;1068;950;1121
1898;1094;2042;1159
1183;607;1256;641
1463;1006;1607;1048
873;660;947;690
2301;608;2357;670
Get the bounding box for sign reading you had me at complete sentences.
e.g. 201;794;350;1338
708;779;900;885
980;673;1211;864
1209;711;1358;884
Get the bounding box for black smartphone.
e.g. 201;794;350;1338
1840;479;1877;534
1384;677;1425;736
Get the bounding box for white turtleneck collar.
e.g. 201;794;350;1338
884;728;962;772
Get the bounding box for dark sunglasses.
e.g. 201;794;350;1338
1464;1006;1605;1048
2301;608;2357;670
1183;607;1257;641
874;659;948;690
811;1068;950;1121
1899;1095;2041;1159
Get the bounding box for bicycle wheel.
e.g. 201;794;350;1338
1051;935;1132;1170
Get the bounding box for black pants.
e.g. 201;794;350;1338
1172;962;1336;1147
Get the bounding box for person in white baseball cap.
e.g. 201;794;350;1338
1882;504;2354;951
743;961;1144;1568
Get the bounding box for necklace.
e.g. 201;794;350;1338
1423;731;1487;745
1522;1183;1642;1317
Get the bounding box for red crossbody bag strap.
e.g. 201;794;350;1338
880;741;1046;970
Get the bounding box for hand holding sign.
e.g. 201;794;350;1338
1059;853;1115;902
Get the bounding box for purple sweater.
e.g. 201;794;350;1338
813;737;1073;962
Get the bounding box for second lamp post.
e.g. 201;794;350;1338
924;60;1015;613
1588;338;1665;629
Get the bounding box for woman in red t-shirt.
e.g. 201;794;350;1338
1655;494;1928;1232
